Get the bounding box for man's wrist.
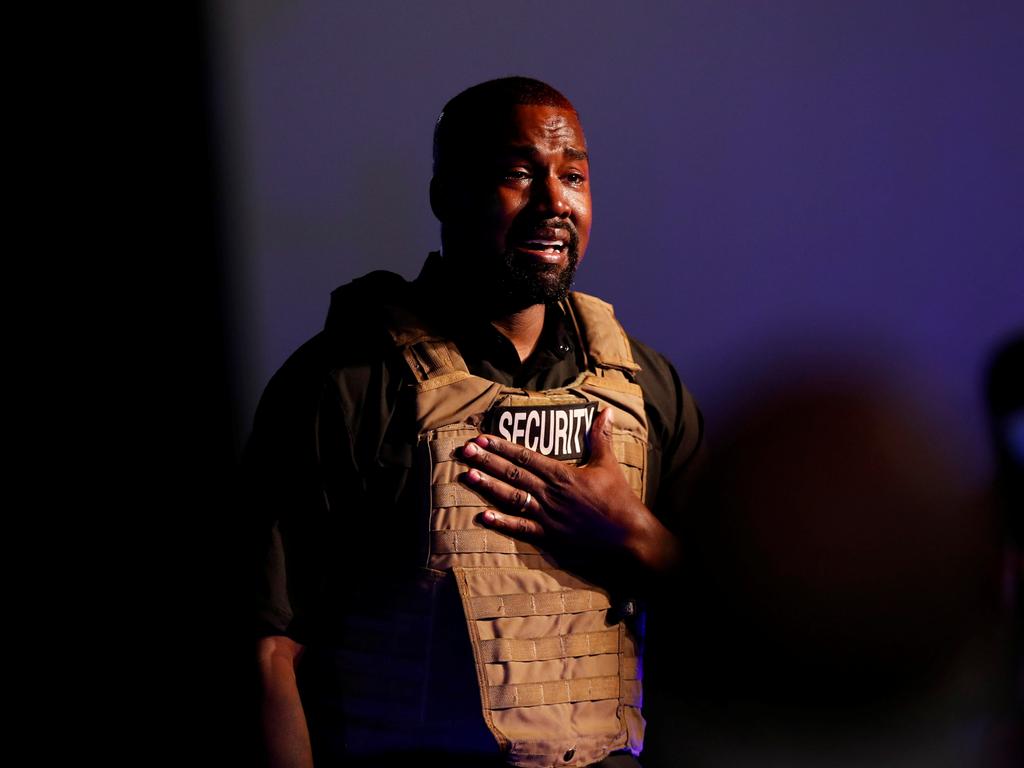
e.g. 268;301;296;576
622;502;682;577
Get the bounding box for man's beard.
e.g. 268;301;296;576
489;217;583;310
443;220;582;313
492;245;580;310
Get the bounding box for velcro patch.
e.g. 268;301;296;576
487;402;596;461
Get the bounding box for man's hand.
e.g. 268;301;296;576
459;407;681;578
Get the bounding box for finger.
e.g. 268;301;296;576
465;434;571;487
462;467;541;518
479;509;546;540
585;407;617;467
460;441;546;495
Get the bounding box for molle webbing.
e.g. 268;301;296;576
486;652;643;711
613;441;646;469
386;290;650;766
466;588;612;620
488;675;637;710
381;303;475;388
477;628;620;663
431;529;543;556
431;482;486;508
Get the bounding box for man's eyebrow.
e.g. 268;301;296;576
498;145;589;162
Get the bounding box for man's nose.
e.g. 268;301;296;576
532;174;571;218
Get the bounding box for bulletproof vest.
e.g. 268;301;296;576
313;282;649;767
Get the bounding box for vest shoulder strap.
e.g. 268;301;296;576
565;291;641;378
346;278;642;386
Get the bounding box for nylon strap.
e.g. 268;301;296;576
487;675;620;709
620;655;641;680
468;589;611;619
625;471;644;498
430;436;468;463
578;372;643;396
404;339;470;383
622;679;643;707
477;628;620;663
612;441;646;468
566;293;640;375
431;529;542;556
432;482;486;508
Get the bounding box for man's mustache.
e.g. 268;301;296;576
508;218;580;251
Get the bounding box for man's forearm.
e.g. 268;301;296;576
623;507;683;579
258;636;313;768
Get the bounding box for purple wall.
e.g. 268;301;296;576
215;0;1022;482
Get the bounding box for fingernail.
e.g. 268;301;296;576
466;469;480;483
482;511;495;523
463;443;478;457
474;436;490;448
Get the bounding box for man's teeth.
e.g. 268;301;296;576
524;239;564;252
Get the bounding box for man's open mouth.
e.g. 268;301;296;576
518;238;566;254
513;226;573;256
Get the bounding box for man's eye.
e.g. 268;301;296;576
504;170;530;180
565;173;586;185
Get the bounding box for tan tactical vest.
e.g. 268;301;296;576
380;290;650;766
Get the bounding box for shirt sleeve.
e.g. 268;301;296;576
239;333;342;644
627;336;707;531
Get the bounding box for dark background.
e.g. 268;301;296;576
151;1;1021;765
212;0;1021;485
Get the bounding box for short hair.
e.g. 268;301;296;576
432;76;577;178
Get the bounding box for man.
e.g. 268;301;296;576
245;77;704;767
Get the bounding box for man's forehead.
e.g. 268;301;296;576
486;105;588;153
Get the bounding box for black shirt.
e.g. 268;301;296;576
243;253;704;643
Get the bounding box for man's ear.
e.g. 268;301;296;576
429;175;446;222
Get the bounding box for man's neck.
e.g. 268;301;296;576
491;303;546;363
431;249;551;363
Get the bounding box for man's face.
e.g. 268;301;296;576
439;104;592;308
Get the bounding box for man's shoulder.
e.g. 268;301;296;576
625;332;689;423
626;334;678;385
259;270;416;409
624;331;704;471
325;269;413;331
567;289;680;384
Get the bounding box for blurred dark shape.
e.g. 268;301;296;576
644;356;1011;768
985;332;1024;731
986;333;1024;546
